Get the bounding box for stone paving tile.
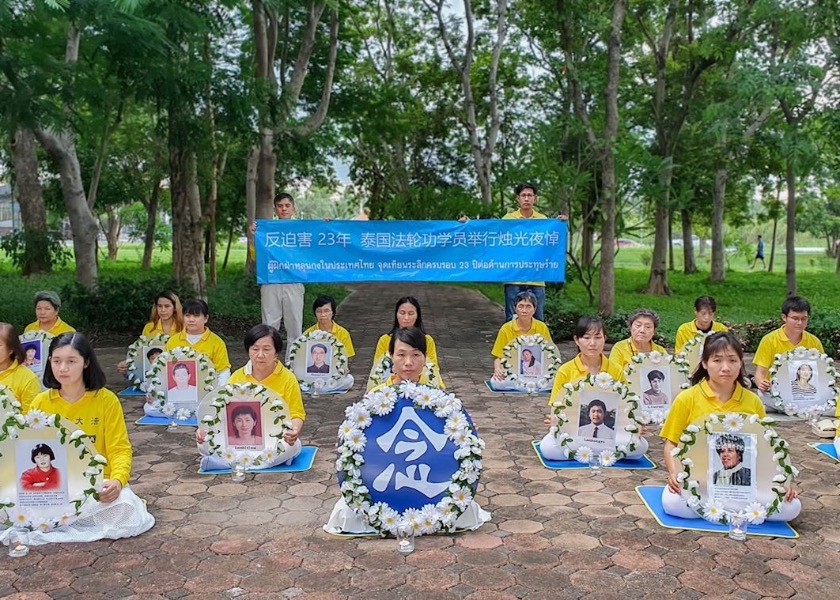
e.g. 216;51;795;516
2;283;838;599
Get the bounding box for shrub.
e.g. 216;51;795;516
0;229;71;273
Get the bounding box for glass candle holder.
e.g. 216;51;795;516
166;418;179;432
231;461;246;483
728;516;748;541
396;527;415;554
8;528;30;557
588;453;602;474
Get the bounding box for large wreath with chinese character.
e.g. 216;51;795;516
0;410;103;532
146;347;216;421
672;413;795;525
125;333;169;388
336;382;484;536
498;334;560;392
197;382;294;470
548;373;642;465
624;351;691;425
367;355;442;392
288;330;350;393
0;384;21;413
768;347;838;418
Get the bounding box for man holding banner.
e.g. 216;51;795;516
249;193;304;363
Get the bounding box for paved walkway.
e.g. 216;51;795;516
2;283;839;599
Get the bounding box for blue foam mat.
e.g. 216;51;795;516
636;485;798;538
135;415;199;427
303;388;347;396
198;446;318;474
118;386;146;396
532;440;656;469
484;381;550;395
808;442;838;461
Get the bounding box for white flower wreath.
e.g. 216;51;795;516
200;382;293;469
678;332;709;368
368;354;441;391
548;373;642;464
673;412;795;525
0;411;103;532
499;334;560;392
768;347;838;418
146;347;216;420
336;382;484;536
288;330;350;392
124;333;169;387
624;351;691;425
0;383;22;413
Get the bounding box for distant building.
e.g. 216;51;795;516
0;183;19;236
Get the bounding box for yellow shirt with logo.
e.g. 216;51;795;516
0;360;42;412
165;328;231;372
491;318;553;358
675;321;729;353
548;354;624;406
752;326;824;369
25;317;75;336
609;338;668;371
229;361;305;421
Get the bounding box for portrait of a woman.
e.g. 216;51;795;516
228;404;263;447
20;443;61;492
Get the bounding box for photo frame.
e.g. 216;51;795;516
196;382;294;470
145;347;217;421
166;360;199;406
547;372;643;463
0;411;102;532
124;333;169;387
20;339;44;374
289;330;352;393
768;348;839;418
678;333;708;374
497;334;561;392
624;351;691;424
672;413;796;524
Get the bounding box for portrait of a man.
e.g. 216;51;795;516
577;399;615;441
307;343;331;375
21;340;44;373
712;434;751;486
167;361;198;404
642;369;669;406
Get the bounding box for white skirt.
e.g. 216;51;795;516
1;486;155;546
323;496;491;535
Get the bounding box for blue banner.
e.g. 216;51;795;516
254;219;567;284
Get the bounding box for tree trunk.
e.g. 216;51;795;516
680;208;697;274
668;209;675;271
645;201;672;294
223;218;235;271
769;217;778;273
100;206;121;260
170;142;206;298
710;166;727;281
10;128;51;275
35;129;99;288
785;160;796;296
597;0;626;315
245;144;259;273
142;179;160;270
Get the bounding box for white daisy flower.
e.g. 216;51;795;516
722;413;744;433
25;410;49;429
703;500;725;523
450;487;473;510
743;502;767;524
648;351;663;364
575;446;593;464
594;372;614;389
346;430;367;452
176;408;192;421
599;450;617;467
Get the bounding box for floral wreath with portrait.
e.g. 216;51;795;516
124;333;170;388
0;411;103;532
200;382;293;469
288;329;350;392
624;350;691;425
767;347;838;419
671;412;796;525
499;334;560;392
146;347;216;421
548;372;643;465
337;382;483;536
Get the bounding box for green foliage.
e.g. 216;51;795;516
0;229;71;272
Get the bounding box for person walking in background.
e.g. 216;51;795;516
751;235;765;270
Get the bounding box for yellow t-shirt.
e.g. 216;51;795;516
659;380;765;444
548;354;624;406
370;373;439;394
229;361;305;421
31;388;132;486
752;326;825;369
491;318;554;358
24;317;75;336
502;208;547;286
0;360;42;412
303;322;355;359
675;321;729;353
142;321;181;337
609;338;668;371
166;328;231;372
374;333;439;370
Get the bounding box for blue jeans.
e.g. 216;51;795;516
504;284;546;321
